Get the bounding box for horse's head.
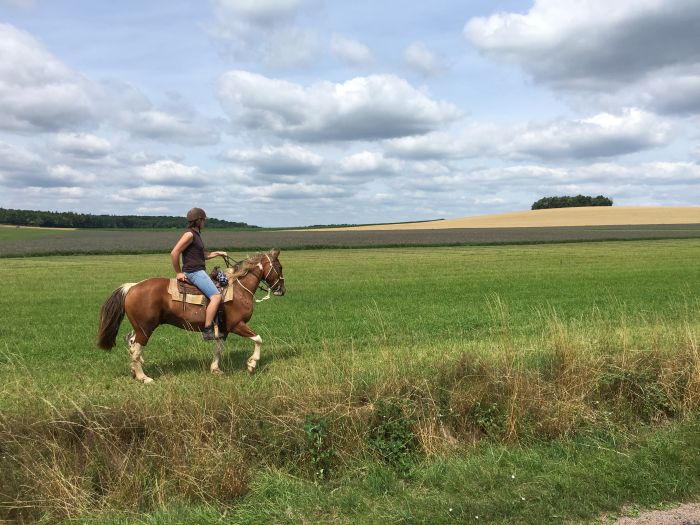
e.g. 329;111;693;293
261;249;285;296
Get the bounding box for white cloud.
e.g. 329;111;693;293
224;144;323;174
388;109;673;162
236;181;352;201
464;0;700;115
0;23;99;132
115;185;185;201
403;41;446;77
138;160;208;186
52;133;112;159
331;34;373;67
218;71;462;141
508;108;674;160
0;140;45;176
386;125;499;160
211;0;320;67
338;151;401;175
213;0;316;25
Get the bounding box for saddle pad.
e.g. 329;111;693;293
168;279;235;304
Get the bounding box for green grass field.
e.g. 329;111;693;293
1;240;699;524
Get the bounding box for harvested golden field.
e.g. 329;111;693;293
312;206;700;231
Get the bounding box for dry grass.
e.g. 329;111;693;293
311;206;700;231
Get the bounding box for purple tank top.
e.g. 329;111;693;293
182;228;205;272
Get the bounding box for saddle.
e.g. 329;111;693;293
168;268;235;305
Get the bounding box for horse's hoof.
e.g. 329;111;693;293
211;368;224;376
247;365;255;375
141;377;154;384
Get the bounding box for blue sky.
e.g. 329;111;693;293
1;0;699;226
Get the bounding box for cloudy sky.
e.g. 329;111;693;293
1;0;699;226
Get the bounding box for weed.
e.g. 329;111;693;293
303;412;334;481
368;399;417;474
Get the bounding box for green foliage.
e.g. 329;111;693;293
303;412;334;480
368;399;416;473
0;207;256;229
532;194;613;209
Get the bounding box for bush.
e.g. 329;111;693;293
532;195;613;210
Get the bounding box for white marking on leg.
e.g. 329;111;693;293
211;339;225;375
129;342;153;384
247;334;262;373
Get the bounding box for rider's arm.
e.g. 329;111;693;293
171;232;193;281
205;250;228;260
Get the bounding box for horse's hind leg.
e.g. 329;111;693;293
210;339;225;375
231;322;262;374
124;329;153;384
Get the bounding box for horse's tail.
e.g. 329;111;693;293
96;283;136;351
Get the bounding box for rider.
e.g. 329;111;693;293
171;207;228;340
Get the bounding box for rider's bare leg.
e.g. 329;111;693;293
205;293;221;328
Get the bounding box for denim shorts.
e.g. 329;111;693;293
185;270;220;298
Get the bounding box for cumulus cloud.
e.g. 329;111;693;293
211;0;320;67
403;41;447;77
508;108;673;160
106;85;221;146
331;34;373;67
138;160;209;186
0;140;45;176
386;125;500;160
52;133;112;159
338;151;401;175
223;144;323;175
464;0;700;116
388;109;673;162
236;181;352;202
218;71;462;141
0;23;99;132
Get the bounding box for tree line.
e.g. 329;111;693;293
0;208;257;229
531;195;613;210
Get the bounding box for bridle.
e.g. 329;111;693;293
261;253;284;292
230;253;284;303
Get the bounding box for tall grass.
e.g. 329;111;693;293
1;307;698;522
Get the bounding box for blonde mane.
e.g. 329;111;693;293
226;253;267;281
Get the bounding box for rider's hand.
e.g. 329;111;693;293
177;272;188;282
220;251;228;258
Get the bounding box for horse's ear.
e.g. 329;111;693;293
270;248;280;258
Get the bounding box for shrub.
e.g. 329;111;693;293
532;195;613;210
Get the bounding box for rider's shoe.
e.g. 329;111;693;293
202;325;215;341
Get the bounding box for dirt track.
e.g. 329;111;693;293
611;502;700;524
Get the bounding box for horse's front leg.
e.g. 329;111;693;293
210;338;225;375
231;322;262;374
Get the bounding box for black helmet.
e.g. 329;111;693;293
186;207;206;222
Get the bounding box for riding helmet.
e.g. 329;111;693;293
186;207;207;221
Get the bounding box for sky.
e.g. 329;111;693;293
1;0;699;227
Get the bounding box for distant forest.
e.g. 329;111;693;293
0;208;257;229
532;195;613;210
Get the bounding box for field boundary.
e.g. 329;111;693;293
1;224;700;258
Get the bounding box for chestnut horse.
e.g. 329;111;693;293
96;249;285;383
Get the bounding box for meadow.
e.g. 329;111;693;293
1;239;699;524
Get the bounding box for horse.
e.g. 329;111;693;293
96;249;285;383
